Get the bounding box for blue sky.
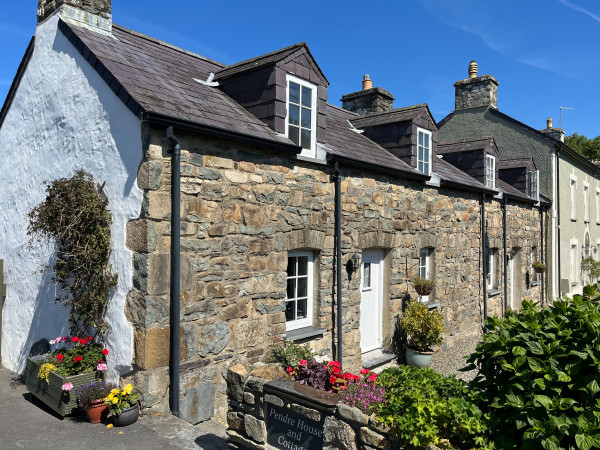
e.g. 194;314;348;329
2;0;599;138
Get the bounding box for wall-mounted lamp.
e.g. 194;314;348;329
351;254;361;272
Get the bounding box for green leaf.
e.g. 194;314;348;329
533;378;547;390
587;379;600;396
527;341;545;355
558;397;577;410
528;357;547;373
575;434;595;450
513;346;527;356
534;395;553;410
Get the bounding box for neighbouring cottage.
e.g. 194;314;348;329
0;0;543;425
439;61;600;300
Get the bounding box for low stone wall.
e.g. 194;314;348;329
226;365;400;450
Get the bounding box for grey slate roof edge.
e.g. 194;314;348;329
0;36;35;130
435;159;496;194
58;19;145;119
145;111;302;155
499;157;536;170
326;153;429;181
351;103;437;130
496;179;536;204
439;136;495;146
112;24;226;69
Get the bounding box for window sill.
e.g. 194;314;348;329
284;326;326;342
488;289;501;297
292;154;327;165
426;302;441;310
531;281;540;287
571;218;577;222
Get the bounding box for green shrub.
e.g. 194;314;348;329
465;297;600;449
268;341;317;368
375;366;490;449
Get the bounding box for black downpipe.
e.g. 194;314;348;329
166;126;181;417
333;162;343;369
556;146;562;298
540;205;545;305
482;193;488;325
502;196;508;314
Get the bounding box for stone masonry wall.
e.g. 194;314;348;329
123;124;541;424
225;365;399;450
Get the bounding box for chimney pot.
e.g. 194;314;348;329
468;60;478;78
362;74;372;91
547;117;553;129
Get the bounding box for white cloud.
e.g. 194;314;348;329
556;0;600;24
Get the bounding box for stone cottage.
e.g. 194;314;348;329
0;0;543;424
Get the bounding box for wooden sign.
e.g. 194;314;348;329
265;402;324;450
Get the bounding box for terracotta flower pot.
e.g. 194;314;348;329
85;399;109;423
112;402;140;427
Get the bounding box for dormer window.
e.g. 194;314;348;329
485;155;495;189
417;128;432;175
287;74;317;158
528;170;539;201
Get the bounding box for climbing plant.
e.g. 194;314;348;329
27;170;117;336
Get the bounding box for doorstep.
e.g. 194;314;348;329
361;348;396;370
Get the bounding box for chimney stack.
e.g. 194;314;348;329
454;60;499;110
38;0;112;32
540;117;565;142
341;75;394;115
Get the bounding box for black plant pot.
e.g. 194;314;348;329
112;402;139;427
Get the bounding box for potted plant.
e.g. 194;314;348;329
532;261;547;273
413;277;435;296
106;383;140;426
397;299;443;368
73;381;114;423
24;335;109;416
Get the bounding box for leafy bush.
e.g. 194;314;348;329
269;341;317;368
582;256;600;282
397;299;443;351
465;297;600;449
375;366;490;449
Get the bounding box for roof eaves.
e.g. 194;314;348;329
0;36;35;129
326;153;429;182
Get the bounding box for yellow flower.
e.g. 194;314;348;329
106;424;113;429
107;393;114;400
112;397;118;404
111;388;120;395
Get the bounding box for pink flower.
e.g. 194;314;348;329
368;373;377;383
299;359;308;366
62;383;73;391
286;366;293;373
97;363;107;371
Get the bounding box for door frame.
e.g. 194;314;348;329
360;249;384;353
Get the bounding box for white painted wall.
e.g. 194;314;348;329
0;14;143;380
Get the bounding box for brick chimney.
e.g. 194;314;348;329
341;75;395;115
539;117;565;142
454;61;499;110
38;0;112;32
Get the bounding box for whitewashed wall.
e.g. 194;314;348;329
0;15;143;379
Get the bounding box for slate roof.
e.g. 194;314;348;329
324;105;424;177
350;104;432;129
61;21;295;147
497;179;534;202
437;137;495;154
434;158;493;192
499;157;534;170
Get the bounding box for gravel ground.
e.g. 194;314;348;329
429;332;483;382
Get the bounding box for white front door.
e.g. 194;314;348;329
360;250;383;353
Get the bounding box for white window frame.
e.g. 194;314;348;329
487;248;498;290
285;74;317;158
485;155;496;189
419;248;431;302
584;181;590;223
596;187;600;224
528;170;539;201
417;128;432;175
286;251;314;331
570;240;578;286
570;175;578;220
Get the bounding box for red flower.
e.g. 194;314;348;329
332;367;341;375
299;359;308;366
329;375;337;384
360;368;371;375
71;337;79;343
286;366;293;373
327;361;341;369
79;338;87;345
73;356;82;363
368;373;377;383
342;372;355;381
56;354;64;362
102;349;109;355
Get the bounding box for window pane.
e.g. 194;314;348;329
296;298;307;319
287;257;296;277
289;126;299;145
285;301;295;322
287;278;296;299
297;256;308;275
423;162;429;175
289;104;300;126
364;262;371;288
418;132;423;146
418;146;423;161
289;82;300;104
418;161;423;172
297;277;307;298
424;133;429;147
301;86;311;107
300;129;311;149
301;107;311;128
